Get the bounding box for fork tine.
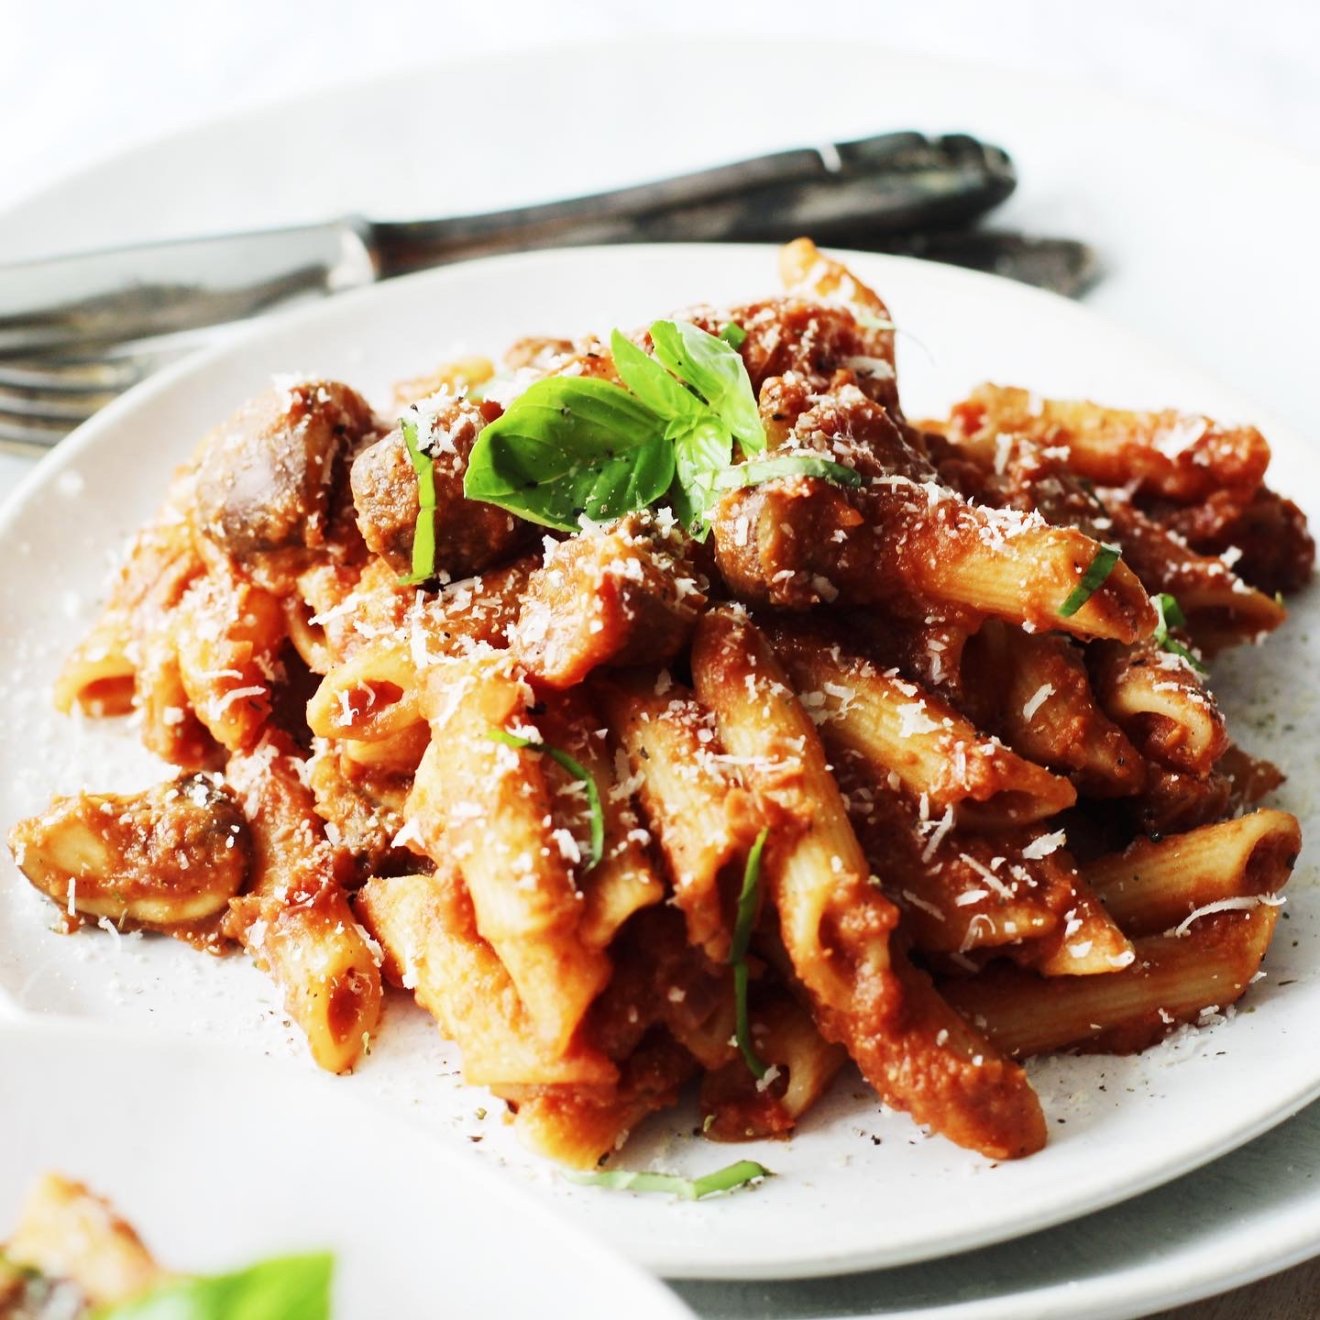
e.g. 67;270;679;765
0;327;220;453
0;381;121;421
0;408;75;453
0;352;152;393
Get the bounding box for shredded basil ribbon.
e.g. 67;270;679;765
400;417;438;585
488;729;605;869
1152;592;1208;673
719;321;748;349
92;1252;333;1320
566;1159;771;1200
713;455;863;491
1059;543;1122;617
729;827;771;1079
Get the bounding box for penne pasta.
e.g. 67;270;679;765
1086;810;1301;937
768;621;1077;827
700;990;849;1141
835;748;1132;976
1103;497;1286;650
961;620;1147;798
224;735;383;1074
8;773;249;940
594;669;759;960
942;908;1282;1056
407;652;611;1054
500;1033;698;1169
1089;640;1227;776
535;689;665;950
357;869;616;1089
693;606;1047;1159
942;383;1272;502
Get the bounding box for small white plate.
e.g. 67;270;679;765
0;1016;691;1320
0;245;1316;1280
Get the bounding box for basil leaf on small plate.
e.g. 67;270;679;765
94;1252;333;1320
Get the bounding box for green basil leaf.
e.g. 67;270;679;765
566;1159;772;1200
609;330;704;423
487;730;605;869
650;320;766;455
1059;543;1122;618
464;377;673;531
669;414;734;535
719;321;748;349
399;417;437;585
93;1252;333;1320
712;455;863;491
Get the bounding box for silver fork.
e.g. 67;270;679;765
0;131;1093;453
0;333;215;454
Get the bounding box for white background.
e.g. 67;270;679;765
1;0;1318;220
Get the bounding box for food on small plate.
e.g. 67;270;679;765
7;239;1311;1174
0;1173;331;1318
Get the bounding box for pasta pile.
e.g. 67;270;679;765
8;240;1312;1166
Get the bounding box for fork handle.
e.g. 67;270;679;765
0;132;1013;355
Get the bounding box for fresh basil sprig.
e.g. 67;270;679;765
93;1252;333;1320
566;1159;771;1200
649;320;765;455
1152;592;1207;673
488;729;605;869
463;320;857;538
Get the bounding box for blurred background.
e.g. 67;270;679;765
2;0;1317;215
2;0;1317;458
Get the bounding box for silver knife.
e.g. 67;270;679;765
0;131;1036;355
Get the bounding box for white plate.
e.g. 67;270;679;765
676;1097;1320;1320
0;245;1316;1281
0;1016;690;1320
